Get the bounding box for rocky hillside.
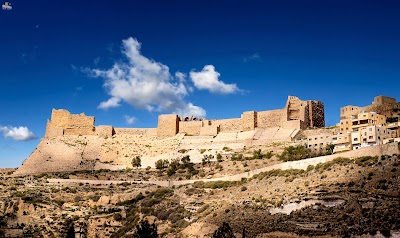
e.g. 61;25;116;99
2;144;399;237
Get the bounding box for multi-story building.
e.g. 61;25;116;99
305;134;333;154
351;125;391;150
332;134;352;153
351;112;386;131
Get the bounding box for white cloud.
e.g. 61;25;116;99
190;65;239;94
124;115;137;125
98;97;121;110
90;37;206;117
0;126;37;142
175;71;186;82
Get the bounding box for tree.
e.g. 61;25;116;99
212;222;235;238
132;156;141;169
155;159;169;170
133;220;158;238
325;144;334;155
216;153;223;162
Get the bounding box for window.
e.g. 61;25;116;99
369;128;372;131
346;128;348;131
354;138;358;141
369;136;373;139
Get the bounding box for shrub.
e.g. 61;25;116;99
155;159;169;170
241;186;247;191
231;153;244;161
223;147;232;151
132;156;141;169
355;156;378;167
252;149;273;160
216;153;223;162
113;213;123;221
200;149;207;154
278;145;312;162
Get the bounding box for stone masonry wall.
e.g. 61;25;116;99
157;114;179;137
179;121;203;135
45;109;95;137
212;118;243;132
95;126;115;137
114;128;157;136
199;125;220;136
241;111;257;131
257;109;286;128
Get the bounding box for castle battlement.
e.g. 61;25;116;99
45;96;325;139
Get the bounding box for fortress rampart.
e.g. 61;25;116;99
45;96;325;138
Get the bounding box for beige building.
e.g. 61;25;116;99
385;122;400;139
332;134;352;153
305;134;333;154
351;112;386;131
340;95;400;121
351;125;390;150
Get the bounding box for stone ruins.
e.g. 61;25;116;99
45;95;325;138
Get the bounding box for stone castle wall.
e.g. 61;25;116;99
114;128;157;136
45;109;95;137
45;95;325;138
257;109;286;128
157;114;179;137
212;118;243;132
178;121;203;135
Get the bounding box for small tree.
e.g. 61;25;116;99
216;153;223;162
325;144;334;155
212;222;235;238
155;159;169;170
133;220;158;238
132;156;141;169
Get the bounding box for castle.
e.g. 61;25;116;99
45;96;325;138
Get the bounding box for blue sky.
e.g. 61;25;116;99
1;0;399;168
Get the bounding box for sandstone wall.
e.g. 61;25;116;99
241;111;257;131
179;121;203;135
212;118;243;132
257;109;286;128
283;120;306;130
96;126;115;137
64;128;95;136
50;109;94;128
199;125;220;136
114;128;157;136
157;115;179;137
45;109;95;137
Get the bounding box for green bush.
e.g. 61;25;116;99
216;153;223;162
278;145;312;162
155;159;169;170
355;156;378;167
231;153;244;161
